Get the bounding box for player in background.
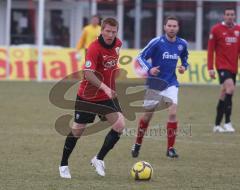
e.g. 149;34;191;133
131;16;189;158
76;15;101;56
59;18;125;178
207;8;240;132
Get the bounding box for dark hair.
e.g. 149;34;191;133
92;14;100;19
164;16;179;25
101;17;119;30
224;8;235;14
91;14;102;25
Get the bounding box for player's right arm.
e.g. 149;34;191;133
84;71;116;98
137;37;160;76
83;44;116;99
207;26;217;79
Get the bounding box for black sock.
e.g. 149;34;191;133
60;132;79;166
215;99;225;126
97;129;121;160
225;94;233;123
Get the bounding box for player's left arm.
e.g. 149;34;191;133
76;29;87;50
179;43;189;74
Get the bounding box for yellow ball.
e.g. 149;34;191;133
130;161;153;180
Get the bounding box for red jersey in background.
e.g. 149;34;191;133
207;22;240;74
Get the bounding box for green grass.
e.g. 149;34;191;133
0;81;240;190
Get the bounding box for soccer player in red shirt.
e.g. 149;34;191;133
207;8;240;133
59;18;125;178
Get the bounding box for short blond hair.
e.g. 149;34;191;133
101;17;119;30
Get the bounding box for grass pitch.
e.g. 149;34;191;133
0;81;239;190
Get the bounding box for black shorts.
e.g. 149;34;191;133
217;69;236;85
74;96;122;124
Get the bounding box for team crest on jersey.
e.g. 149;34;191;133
115;47;120;55
234;30;240;37
85;60;92;68
178;44;183;51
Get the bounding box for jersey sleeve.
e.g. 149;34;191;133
238;29;240;56
207;26;217;70
136;38;159;71
180;43;189;69
83;43;98;71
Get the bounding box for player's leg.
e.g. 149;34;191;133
131;89;162;158
166;103;179;158
214;70;228;132
213;85;226;132
160;86;179;158
91;111;125;176
91;98;124;176
97;111;125;160
59;122;86;179
132;110;154;158
222;77;235;132
60;123;86;166
59;96;96;178
214;70;236;132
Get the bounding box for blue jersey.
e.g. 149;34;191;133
137;35;189;88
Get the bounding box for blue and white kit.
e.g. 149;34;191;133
137;35;189;107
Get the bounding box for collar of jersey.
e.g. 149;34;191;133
221;21;236;28
98;34;116;49
164;34;177;43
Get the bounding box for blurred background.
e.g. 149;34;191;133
0;2;240;189
1;0;239;49
0;0;239;81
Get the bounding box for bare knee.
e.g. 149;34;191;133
142;111;154;124
168;113;177;122
71;122;86;137
105;112;125;133
224;79;235;94
112;119;125;133
225;86;235;95
168;105;177;122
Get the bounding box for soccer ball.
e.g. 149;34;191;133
130;161;153;180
